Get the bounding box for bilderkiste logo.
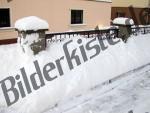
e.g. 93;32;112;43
0;37;120;107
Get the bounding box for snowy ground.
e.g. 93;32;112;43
0;34;150;113
45;63;150;113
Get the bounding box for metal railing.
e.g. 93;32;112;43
1;25;150;45
131;26;150;35
45;28;119;43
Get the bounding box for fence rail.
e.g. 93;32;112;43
0;26;150;45
131;26;150;35
45;28;119;42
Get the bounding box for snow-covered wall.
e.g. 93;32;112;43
0;34;150;113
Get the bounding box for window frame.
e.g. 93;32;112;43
0;8;11;28
70;9;84;25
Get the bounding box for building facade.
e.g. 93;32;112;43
0;0;112;40
111;0;150;25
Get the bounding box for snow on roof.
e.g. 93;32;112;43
113;17;134;26
15;16;49;31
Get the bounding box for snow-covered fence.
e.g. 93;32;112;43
0;16;150;46
0;28;119;46
45;28;119;43
1;26;150;46
131;26;150;36
112;17;150;42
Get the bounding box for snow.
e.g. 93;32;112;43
96;25;118;30
0;34;150;113
15;16;49;31
96;0;112;2
113;17;134;25
47;64;150;113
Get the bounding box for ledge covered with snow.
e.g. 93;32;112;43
15;16;49;31
113;17;134;26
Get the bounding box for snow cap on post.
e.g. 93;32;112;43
15;16;49;32
113;17;134;26
15;16;49;55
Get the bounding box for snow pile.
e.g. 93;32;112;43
113;17;134;25
15;16;49;31
0;108;20;113
0;34;150;113
52;64;150;113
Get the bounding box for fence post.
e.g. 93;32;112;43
116;29;119;38
15;16;49;55
144;28;146;34
112;18;134;42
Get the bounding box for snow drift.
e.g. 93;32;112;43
0;34;150;113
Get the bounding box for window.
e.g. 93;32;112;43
0;8;10;27
116;12;125;17
71;10;83;24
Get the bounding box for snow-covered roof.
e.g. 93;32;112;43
113;17;134;26
15;16;49;31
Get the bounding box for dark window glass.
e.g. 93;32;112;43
71;10;83;24
0;8;10;27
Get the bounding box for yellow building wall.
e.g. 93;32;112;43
0;0;112;40
112;0;150;8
